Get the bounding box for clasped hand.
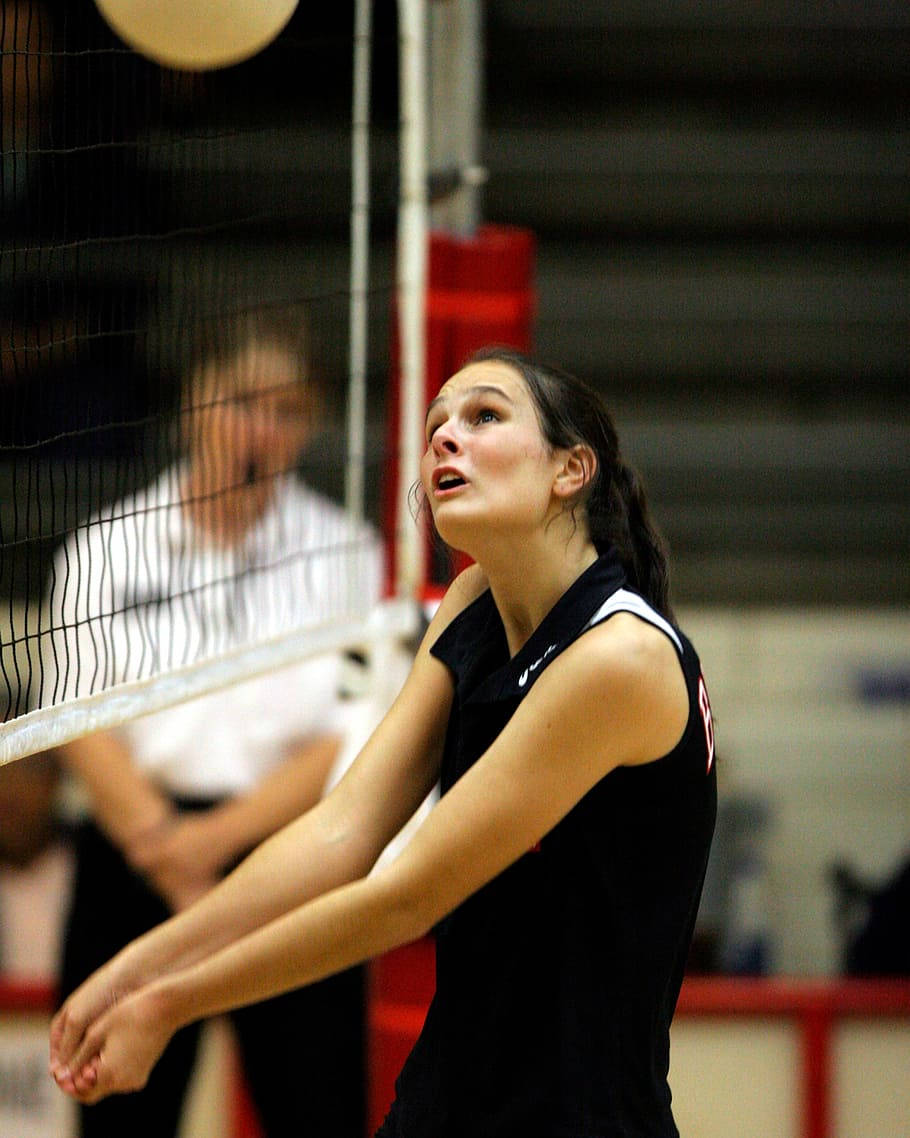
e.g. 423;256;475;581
49;963;175;1104
128;812;228;912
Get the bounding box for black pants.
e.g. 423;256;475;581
60;817;366;1138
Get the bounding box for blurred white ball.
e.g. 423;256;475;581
94;0;300;71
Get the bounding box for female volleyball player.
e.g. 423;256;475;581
51;348;717;1137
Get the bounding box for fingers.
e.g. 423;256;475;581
51;1025;130;1104
50;1004;111;1101
49;1004;85;1073
50;1020;103;1102
73;1061;103;1103
52;1054;100;1100
48;1008;66;1065
49;968;157;1105
55;1052;138;1106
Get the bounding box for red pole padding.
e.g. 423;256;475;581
384;225;537;590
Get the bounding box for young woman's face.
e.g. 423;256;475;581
420;360;562;549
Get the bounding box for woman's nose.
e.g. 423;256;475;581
432;421;460;455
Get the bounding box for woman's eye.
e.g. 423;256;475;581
476;408;498;425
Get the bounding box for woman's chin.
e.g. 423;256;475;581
433;517;492;565
431;513;473;551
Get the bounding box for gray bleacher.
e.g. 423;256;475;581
481;0;908;605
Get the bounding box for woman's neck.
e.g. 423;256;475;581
478;530;599;657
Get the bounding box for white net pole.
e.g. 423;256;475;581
450;0;483;236
429;0;483;237
395;0;429;600
346;0;372;521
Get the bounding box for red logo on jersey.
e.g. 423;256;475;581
697;674;715;773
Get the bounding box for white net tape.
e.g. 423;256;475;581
0;598;418;767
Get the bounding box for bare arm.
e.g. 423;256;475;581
112;566;488;972
60;731;218;914
52;610;688;1100
59;731;173;853
190;734;340;855
49;570;488;1090
171;614;690;1005
128;734;342;897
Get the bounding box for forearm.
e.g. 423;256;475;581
60;733;172;852
52;864;429;1102
59;628;453;1031
156;870;425;1032
201;735;340;864
107;786;384;988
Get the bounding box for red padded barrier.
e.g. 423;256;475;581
384;225;536;590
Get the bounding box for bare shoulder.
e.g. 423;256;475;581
584;611;680;673
542;611;689;766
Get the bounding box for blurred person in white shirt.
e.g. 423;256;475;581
42;310;383;1138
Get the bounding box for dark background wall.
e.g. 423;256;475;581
1;0;907;607
481;1;908;605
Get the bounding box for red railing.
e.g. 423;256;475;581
366;947;910;1138
675;977;910;1138
5;968;909;1138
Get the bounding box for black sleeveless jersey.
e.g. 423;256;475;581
377;552;717;1138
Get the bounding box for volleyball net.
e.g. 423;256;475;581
0;0;433;764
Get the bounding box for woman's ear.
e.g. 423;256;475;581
553;444;597;499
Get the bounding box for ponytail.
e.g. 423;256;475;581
603;462;673;621
468;346;674;619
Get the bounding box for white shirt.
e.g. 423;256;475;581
41;468;383;796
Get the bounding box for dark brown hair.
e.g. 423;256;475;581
469;346;673;618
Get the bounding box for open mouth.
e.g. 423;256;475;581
435;473;466;491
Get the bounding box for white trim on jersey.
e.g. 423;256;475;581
584;588;683;655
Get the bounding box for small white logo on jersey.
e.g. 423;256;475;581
518;644;558;687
